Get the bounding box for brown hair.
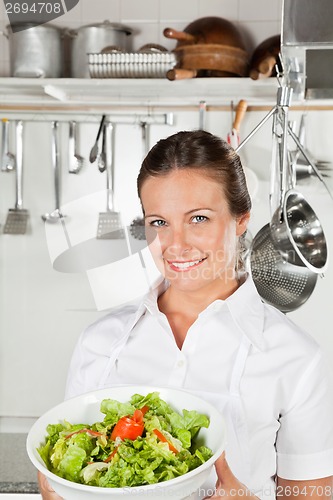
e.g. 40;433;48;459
137;129;251;218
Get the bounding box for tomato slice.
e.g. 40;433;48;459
140;405;149;416
153;428;179;454
132;409;144;424
111;414;144;441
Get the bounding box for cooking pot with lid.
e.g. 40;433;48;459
69;20;133;78
2;23;64;77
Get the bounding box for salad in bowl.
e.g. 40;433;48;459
27;386;226;499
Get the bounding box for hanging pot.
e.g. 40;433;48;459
1;23;64;78
68;20;133;78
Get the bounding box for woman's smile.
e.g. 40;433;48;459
166;257;208;272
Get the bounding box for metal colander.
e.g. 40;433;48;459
248;224;318;313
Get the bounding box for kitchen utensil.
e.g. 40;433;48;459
270;189;328;273
243;86;321;311
296;163;331;179
249;35;281;80
164;16;246;48
2;23;63;77
248;223;318;313
129;121;150;241
198;100;207;130
42;121;64;223
129;216;146;240
88;51;176;79
1;118;15;171
166;44;249;80
68;21;133;78
3;120;29;234
98;124;106;173
228;100;259;200
89;115;106;164
138;43;168;53
268;91;328;274
288;124;333;198
68;121;84;174
164;17;249;80
97;122;125;239
227;99;248;148
288;115;332;180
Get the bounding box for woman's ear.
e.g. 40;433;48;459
236;212;250;236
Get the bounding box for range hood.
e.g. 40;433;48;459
281;0;333;99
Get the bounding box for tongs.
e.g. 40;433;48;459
89;115;106;164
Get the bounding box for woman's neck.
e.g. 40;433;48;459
158;277;240;318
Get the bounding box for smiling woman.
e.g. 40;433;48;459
138;131;251;306
39;130;333;500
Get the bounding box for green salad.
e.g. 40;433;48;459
38;391;213;488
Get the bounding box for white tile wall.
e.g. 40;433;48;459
0;0;282;76
198;0;239;21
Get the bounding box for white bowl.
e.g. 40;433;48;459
27;386;226;500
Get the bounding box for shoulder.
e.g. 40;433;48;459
232;275;320;359
80;299;145;355
263;302;318;348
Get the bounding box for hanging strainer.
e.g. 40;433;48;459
248;223;318;313
248;86;319;312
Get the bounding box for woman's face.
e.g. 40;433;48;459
140;169;249;293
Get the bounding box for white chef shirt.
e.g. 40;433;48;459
65;275;333;497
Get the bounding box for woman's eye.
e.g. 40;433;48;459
149;219;166;227
192;215;208;223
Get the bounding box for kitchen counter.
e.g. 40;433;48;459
0;434;39;494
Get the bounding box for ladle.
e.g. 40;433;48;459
68;121;84;174
1;118;15;171
42;121;66;223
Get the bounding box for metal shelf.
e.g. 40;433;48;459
0;77;279;112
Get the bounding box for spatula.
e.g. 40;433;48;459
97;122;125;239
3;120;29;234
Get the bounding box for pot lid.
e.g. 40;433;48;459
7;22;64;32
76;20;132;35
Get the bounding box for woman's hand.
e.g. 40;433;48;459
204;452;259;499
37;472;63;500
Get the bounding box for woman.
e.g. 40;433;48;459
39;130;333;499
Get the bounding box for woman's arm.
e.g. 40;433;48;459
276;476;333;500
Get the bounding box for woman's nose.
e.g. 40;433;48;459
166;227;192;255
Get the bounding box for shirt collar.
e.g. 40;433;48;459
139;274;266;351
224;275;266;351
143;278;169;315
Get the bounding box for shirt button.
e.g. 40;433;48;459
177;360;185;368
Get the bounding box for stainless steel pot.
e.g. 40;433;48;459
2;23;64;78
69;20;133;78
